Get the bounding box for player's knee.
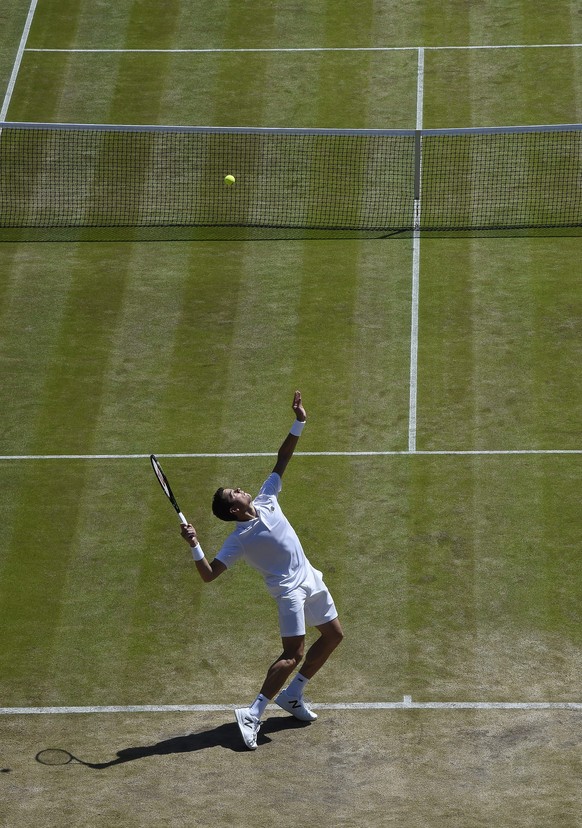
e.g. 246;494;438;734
282;645;304;668
327;623;344;649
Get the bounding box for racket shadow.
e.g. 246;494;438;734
36;715;311;768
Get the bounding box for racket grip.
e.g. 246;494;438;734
178;512;188;525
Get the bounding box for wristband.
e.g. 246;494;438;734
290;419;306;436
191;543;205;561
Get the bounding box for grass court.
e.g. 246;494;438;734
1;2;581;826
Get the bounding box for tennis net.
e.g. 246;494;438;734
0;121;580;240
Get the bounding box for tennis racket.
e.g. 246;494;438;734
150;454;188;525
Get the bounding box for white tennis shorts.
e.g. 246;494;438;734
276;567;338;637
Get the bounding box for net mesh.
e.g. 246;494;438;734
421;129;582;231
0;122;580;240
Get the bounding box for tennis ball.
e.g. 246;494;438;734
224;174;236;186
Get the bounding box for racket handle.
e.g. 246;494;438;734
178;512;188;525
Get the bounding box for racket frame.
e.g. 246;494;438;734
150;454;187;524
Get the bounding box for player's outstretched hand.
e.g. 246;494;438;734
292;390;307;422
181;523;198;547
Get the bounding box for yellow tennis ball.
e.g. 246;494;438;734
224;174;236;186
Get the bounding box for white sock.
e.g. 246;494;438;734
286;673;310;699
249;693;270;718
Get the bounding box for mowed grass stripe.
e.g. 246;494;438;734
89;245;193;453
0;462;94;700
349;243;412;449
293;244;362;449
469;243;537;449
415;239;475;451
0;246;77;455
404;452;479;695
44;461;179;706
161;245;255;454
29;248;131;455
27;0;81;50
123;0;183;49
208;243;303;456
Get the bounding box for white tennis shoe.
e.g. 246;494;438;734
275;689;318;721
235;708;261;750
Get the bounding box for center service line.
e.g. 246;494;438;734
408;47;424;453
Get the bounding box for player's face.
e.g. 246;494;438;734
225;487;253;515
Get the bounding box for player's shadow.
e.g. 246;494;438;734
73;715;311;768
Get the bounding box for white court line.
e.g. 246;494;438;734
24;43;582;54
0;0;39;121
0;450;580;461
408;48;424;452
1;698;581;715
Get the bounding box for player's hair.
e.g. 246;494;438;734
212;488;237;522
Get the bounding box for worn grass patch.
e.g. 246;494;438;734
2;708;582;827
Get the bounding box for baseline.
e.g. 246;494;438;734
1;698;581;715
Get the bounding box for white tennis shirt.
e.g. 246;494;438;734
215;473;312;598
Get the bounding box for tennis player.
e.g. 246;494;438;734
180;391;343;750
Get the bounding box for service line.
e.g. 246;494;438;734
0;450;580;461
24;43;582;54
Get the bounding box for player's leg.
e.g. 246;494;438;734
295;570;342;680
235;636;305;750
235;591;306;749
275;619;343;721
259;635;306;699
275;577;343;721
297;617;344;679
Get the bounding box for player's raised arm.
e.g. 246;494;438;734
272;390;307;479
